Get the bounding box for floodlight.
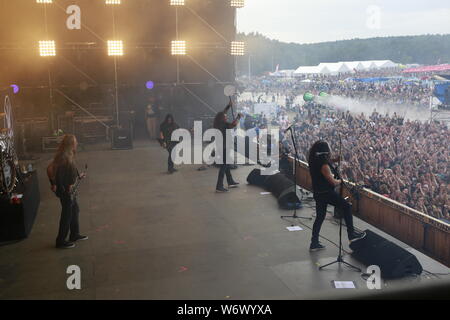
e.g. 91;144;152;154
105;0;121;4
170;0;185;5
231;41;245;56
39;40;56;57
171;41;186;55
108;40;124;56
231;0;245;8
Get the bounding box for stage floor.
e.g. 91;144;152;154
0;139;449;299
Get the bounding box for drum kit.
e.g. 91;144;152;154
0;95;20;196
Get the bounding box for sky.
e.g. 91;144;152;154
237;0;450;44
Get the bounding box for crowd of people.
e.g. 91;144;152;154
283;105;449;221
236;73;449;221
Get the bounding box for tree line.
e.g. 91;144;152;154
235;33;450;76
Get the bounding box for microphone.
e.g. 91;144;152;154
284;124;294;133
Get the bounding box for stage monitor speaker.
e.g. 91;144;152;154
246;169;266;187
111;127;133;150
247;170;300;209
350;229;423;279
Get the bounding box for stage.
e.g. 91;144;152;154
0;140;448;299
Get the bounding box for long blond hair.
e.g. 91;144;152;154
53;134;77;168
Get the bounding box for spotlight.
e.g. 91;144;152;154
171;41;186;55
108;40;124;56
105;0;121;4
10;85;20;94
230;0;245;8
39;40;56;57
146;81;154;90
170;0;185;5
36;0;53;3
231;41;245;56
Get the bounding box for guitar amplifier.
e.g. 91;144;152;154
111;127;133;150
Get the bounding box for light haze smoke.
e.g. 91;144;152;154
318;95;430;121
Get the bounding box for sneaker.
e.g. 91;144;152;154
349;230;366;243
216;187;229;193
56;241;75;249
70;235;89;242
228;181;240;188
309;242;326;252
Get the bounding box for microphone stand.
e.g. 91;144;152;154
319;134;361;272
281;125;312;223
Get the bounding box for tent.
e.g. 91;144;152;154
403;64;450;73
433;83;450;105
294;66;321;75
361;61;378;70
372;60;398;69
318;62;351;75
342;61;366;72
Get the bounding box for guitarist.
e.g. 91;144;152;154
51;134;88;249
159;114;180;174
308;140;365;251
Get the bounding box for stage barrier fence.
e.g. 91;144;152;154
290;157;450;268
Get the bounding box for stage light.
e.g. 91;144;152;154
230;0;245;8
105;0;121;4
171;41;186;55
170;0;185;5
36;0;53;3
231;41;245;56
39;41;56;57
146;81;155;90
108;40;123;56
10;85;20;94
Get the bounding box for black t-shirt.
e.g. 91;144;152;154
309;159;335;194
215;122;234;151
160;122;179;145
55;162;78;198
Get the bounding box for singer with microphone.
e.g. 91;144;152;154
308;140;365;251
213;99;241;193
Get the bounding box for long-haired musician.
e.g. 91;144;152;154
159;114;180;174
308;140;365;251
213;100;241;192
49;134;88;249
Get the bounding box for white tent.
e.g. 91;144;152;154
341;61;366;72
361;61;378;70
294;66;321;75
318;62;351;75
371;60;398;69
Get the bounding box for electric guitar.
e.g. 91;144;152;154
70;164;87;201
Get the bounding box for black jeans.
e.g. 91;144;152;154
311;190;354;244
167;144;174;171
216;164;234;189
56;196;80;245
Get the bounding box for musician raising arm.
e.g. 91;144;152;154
51;134;88;249
213;100;242;193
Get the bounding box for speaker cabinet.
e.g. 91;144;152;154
350;230;423;279
111;127;133;150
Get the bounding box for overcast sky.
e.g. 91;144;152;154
237;0;450;44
